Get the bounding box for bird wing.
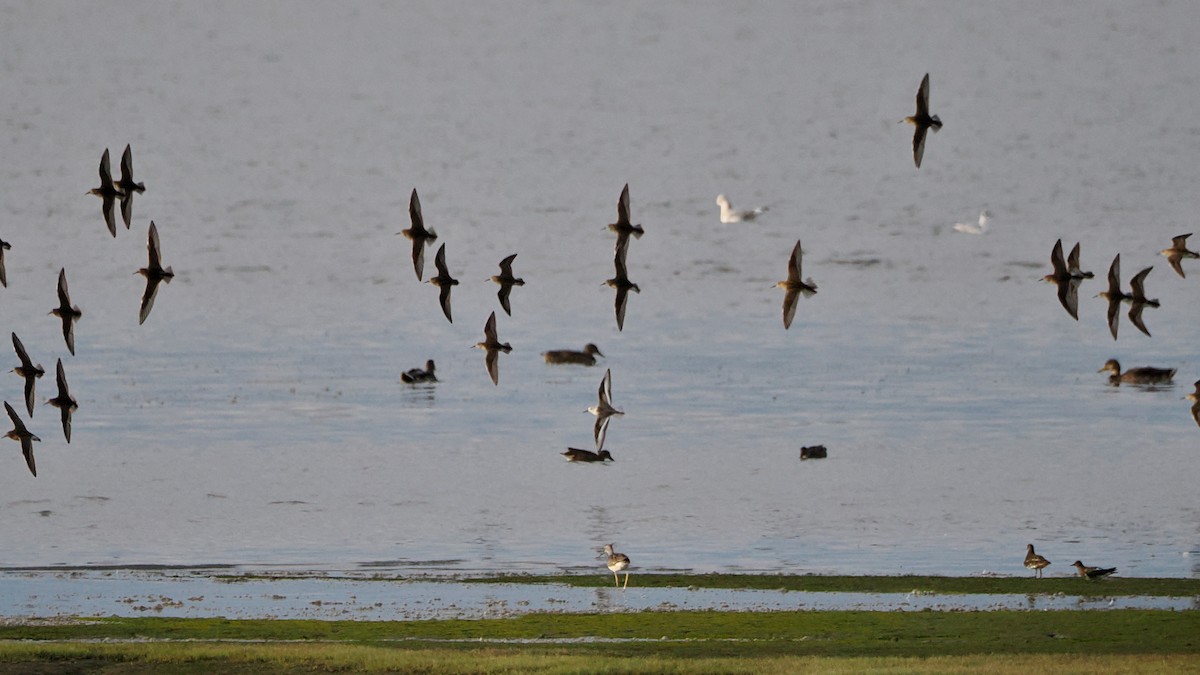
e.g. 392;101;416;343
1049;239;1068;277
782;290;799;329
498;253;517;275
912;124;928;169
1106;255;1121;295
485;348;499;386
147;221;163;268
409;188;424;233
1129;266;1153;300
12;332;31;367
139;278;161;325
98;148;114;186
915;73;931;117
617;183;631;227
1105;298;1120;340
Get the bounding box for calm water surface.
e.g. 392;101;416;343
0;2;1197;580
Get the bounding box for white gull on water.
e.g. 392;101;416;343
716;194;768;223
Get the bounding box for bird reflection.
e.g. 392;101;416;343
775;239;817;329
87;148;124;237
51;268;82;355
4;400;40;476
136;221;174;324
399;188;437;281
46;359;77;443
1160;233;1198;279
473;311;511;386
902;72;942;169
606;236;639;331
11;332;44;417
490;253;524;316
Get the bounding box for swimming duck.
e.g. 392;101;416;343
1160;233;1198;279
716;194;768;223
542;343;604;366
399;188;437;281
473;311;511;386
775;239;818;329
901;73;942;168
1072;560;1116;579
490;253;524;316
50;268;82;356
400;360;437;384
136;221;174;325
45;359;76;444
800;445;827;460
4;401;39;477
562;447;614;463
1024;544;1051;578
1098;359;1175;385
11;332;44;417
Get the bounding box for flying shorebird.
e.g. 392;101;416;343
11;332;44;417
775;239;818;330
542;343;604;366
1098;254;1135;339
116;144;145;229
0;237;10;288
400;359;437;384
1125;266;1160;337
586;368;624;451
1042;239;1082;320
136;221;174;324
399;188;437;281
1185;380;1200;428
562;448;614;463
87;148;124;237
901;72;942;169
4;401;40;477
1098;359;1175;385
473;311;511;386
490;253;524;316
1160;233;1199;279
1072;560;1117;580
51;268;82;355
606;235;640;331
603;543;631;590
427;243;458;323
46;359;77;444
1024;544;1051;578
716;194;768;223
607;183;644;253
953;210;989;235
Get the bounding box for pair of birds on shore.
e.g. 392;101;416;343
399;189;524;323
87;145;145;237
7;333;77;476
1024;544;1116;580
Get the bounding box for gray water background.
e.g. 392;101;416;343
0;1;1197;579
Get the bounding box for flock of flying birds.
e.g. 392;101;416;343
3;146;172;477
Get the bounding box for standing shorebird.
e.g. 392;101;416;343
87;148;124;237
608;183;644;253
542;343;604;366
490;253;524;316
775;239;818;330
606;236;640;332
603;543;631;589
1024;544;1051;578
399;188;437;281
0;237;10;288
587;368;624;451
136;221;174;324
902;73;942;169
1098;359;1175;385
716;194;768;224
46;359;77;444
1160;233;1199;279
473;311;511;386
428;243;458;323
4;401;40;477
51;268;82;355
400;359;437;384
11;333;44;417
116;144;145;229
1072;560;1117;579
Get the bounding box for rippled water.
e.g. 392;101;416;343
0;1;1198;581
